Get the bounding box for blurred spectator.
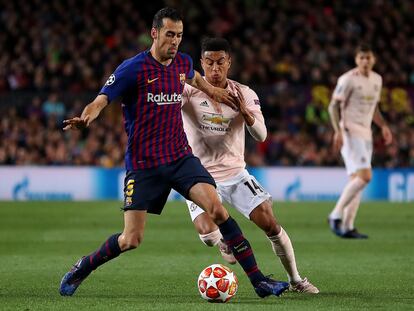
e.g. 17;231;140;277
1;1;414;90
0;0;413;167
42;93;65;124
0;93;412;167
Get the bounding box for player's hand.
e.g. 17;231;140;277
333;131;343;152
211;87;238;111
381;125;392;145
234;84;255;126
234;84;246;111
63;115;90;131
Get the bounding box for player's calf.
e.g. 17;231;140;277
206;202;229;225
218;216;267;284
249;200;281;237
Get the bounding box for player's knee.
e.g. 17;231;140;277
361;174;372;183
356;170;372;183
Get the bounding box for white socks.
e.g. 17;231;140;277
199;229;222;247
342;191;362;231
268;227;302;284
329;177;367;220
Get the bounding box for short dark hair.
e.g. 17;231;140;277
152;7;182;29
355;44;374;55
201;38;231;55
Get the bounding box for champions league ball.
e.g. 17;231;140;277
197;264;238;303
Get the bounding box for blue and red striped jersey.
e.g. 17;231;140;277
99;50;194;170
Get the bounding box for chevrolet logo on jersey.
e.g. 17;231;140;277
202;114;231;125
147;92;182;105
362;95;375;101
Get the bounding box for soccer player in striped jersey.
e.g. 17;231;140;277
59;8;289;298
182;38;319;294
328;45;392;238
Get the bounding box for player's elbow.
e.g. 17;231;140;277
328;102;335;115
328;99;340;113
257;130;267;142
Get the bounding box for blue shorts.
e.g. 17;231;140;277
122;154;215;214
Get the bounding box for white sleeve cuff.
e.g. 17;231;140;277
246;116;267;142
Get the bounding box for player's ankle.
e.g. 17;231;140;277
329;211;342;220
250;272;266;286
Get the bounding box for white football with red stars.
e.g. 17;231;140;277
197;264;238;303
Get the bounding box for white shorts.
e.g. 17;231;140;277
341;134;373;175
186;169;272;221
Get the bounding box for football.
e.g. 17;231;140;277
197;264;238;303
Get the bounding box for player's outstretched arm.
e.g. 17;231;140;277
373;105;392;145
187;71;237;111
63;94;108;131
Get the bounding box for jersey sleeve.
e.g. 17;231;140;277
99;60;136;103
240;85;267;141
184;54;195;80
242;86;263;113
332;75;353;101
378;75;383;101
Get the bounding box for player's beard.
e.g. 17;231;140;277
167;48;177;59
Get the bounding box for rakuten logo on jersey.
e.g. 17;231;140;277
147;92;182;105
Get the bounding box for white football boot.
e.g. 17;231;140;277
289;278;319;294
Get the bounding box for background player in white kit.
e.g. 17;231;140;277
328;44;393;239
181;38;318;293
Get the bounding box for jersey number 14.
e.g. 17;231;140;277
244;179;264;196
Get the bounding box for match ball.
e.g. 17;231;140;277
197;264;238;303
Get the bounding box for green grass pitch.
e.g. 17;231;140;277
0;201;413;310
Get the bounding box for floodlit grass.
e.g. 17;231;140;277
0;201;412;310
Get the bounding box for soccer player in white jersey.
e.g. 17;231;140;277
328;44;392;239
181;38;319;293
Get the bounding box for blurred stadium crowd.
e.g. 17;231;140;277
0;0;413;167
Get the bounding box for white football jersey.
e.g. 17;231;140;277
332;68;382;140
181;79;265;182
